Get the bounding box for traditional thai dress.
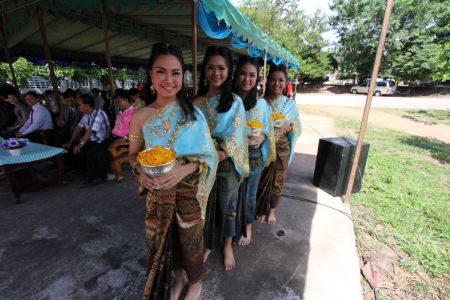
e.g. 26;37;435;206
195;94;249;250
241;98;276;226
141;102;217;300
256;95;301;218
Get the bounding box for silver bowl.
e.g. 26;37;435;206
248;127;263;137
139;147;176;177
273;119;284;128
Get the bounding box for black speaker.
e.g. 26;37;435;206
313;137;370;197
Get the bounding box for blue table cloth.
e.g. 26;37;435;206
0;142;67;166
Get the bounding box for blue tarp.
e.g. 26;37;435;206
197;0;299;68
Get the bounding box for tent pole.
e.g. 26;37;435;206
262;51;268;95
344;0;394;204
100;0;115;97
36;9;59;95
192;1;198;96
0;25;20;93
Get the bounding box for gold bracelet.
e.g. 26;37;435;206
129;133;144;142
196;162;205;175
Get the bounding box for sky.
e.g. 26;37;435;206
297;0;333;16
230;0;333;16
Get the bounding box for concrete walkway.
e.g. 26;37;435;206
296;113;362;300
0;112;362;299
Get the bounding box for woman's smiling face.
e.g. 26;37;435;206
268;70;287;96
150;54;183;99
205;55;229;89
236;63;258;93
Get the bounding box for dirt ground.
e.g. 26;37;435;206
302;85;450;97
298;105;450;143
298;103;449;300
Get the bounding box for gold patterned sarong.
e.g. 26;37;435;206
255;134;290;217
142;178;203;300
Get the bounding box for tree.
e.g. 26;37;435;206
330;0;385;82
0;57;36;87
238;0;334;82
330;0;450;83
0;57;146;89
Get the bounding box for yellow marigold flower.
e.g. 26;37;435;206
271;113;284;120
138;146;176;166
246;120;264;128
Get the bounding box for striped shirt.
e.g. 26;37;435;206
78;108;110;143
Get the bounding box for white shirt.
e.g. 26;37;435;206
19;102;54;135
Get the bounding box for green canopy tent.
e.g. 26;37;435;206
0;0;299;94
1;0;398;208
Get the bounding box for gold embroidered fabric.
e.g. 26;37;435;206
128;133;144;142
270;96;301;165
219;99;250;179
265;116;277;166
247;98;276;167
194;95;218;131
184;155;217;220
194;95;248;180
140;102;218;220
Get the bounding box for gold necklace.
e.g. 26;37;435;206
153;101;184;147
155;102;177;132
202;93;219;130
167;118;184;148
204;91;221;104
269;96;288;115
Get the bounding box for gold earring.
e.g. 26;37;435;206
150;86;155;95
203;79;208;86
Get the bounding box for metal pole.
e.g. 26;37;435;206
192;1;198;96
344;0;394;204
0;25;19;93
262;50;268;95
36;8;59;95
100;0;115;97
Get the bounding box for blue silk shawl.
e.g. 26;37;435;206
266;95;301;165
142;102;218;220
195;94;249;180
245;98;276;168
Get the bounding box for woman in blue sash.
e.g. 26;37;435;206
128;43;217;300
256;65;301;225
193;46;249;271
232;56;275;246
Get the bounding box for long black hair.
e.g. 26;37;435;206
144;42;196;121
232;55;259;111
196;46;234;113
264;65;288;98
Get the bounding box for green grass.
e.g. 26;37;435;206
377;108;450;126
339;119;450;278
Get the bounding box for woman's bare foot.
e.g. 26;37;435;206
203;249;211;263
256;215;266;223
171;269;186;300
268;208;277;224
223;238;235;271
185;281;202;300
238;224;252;246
